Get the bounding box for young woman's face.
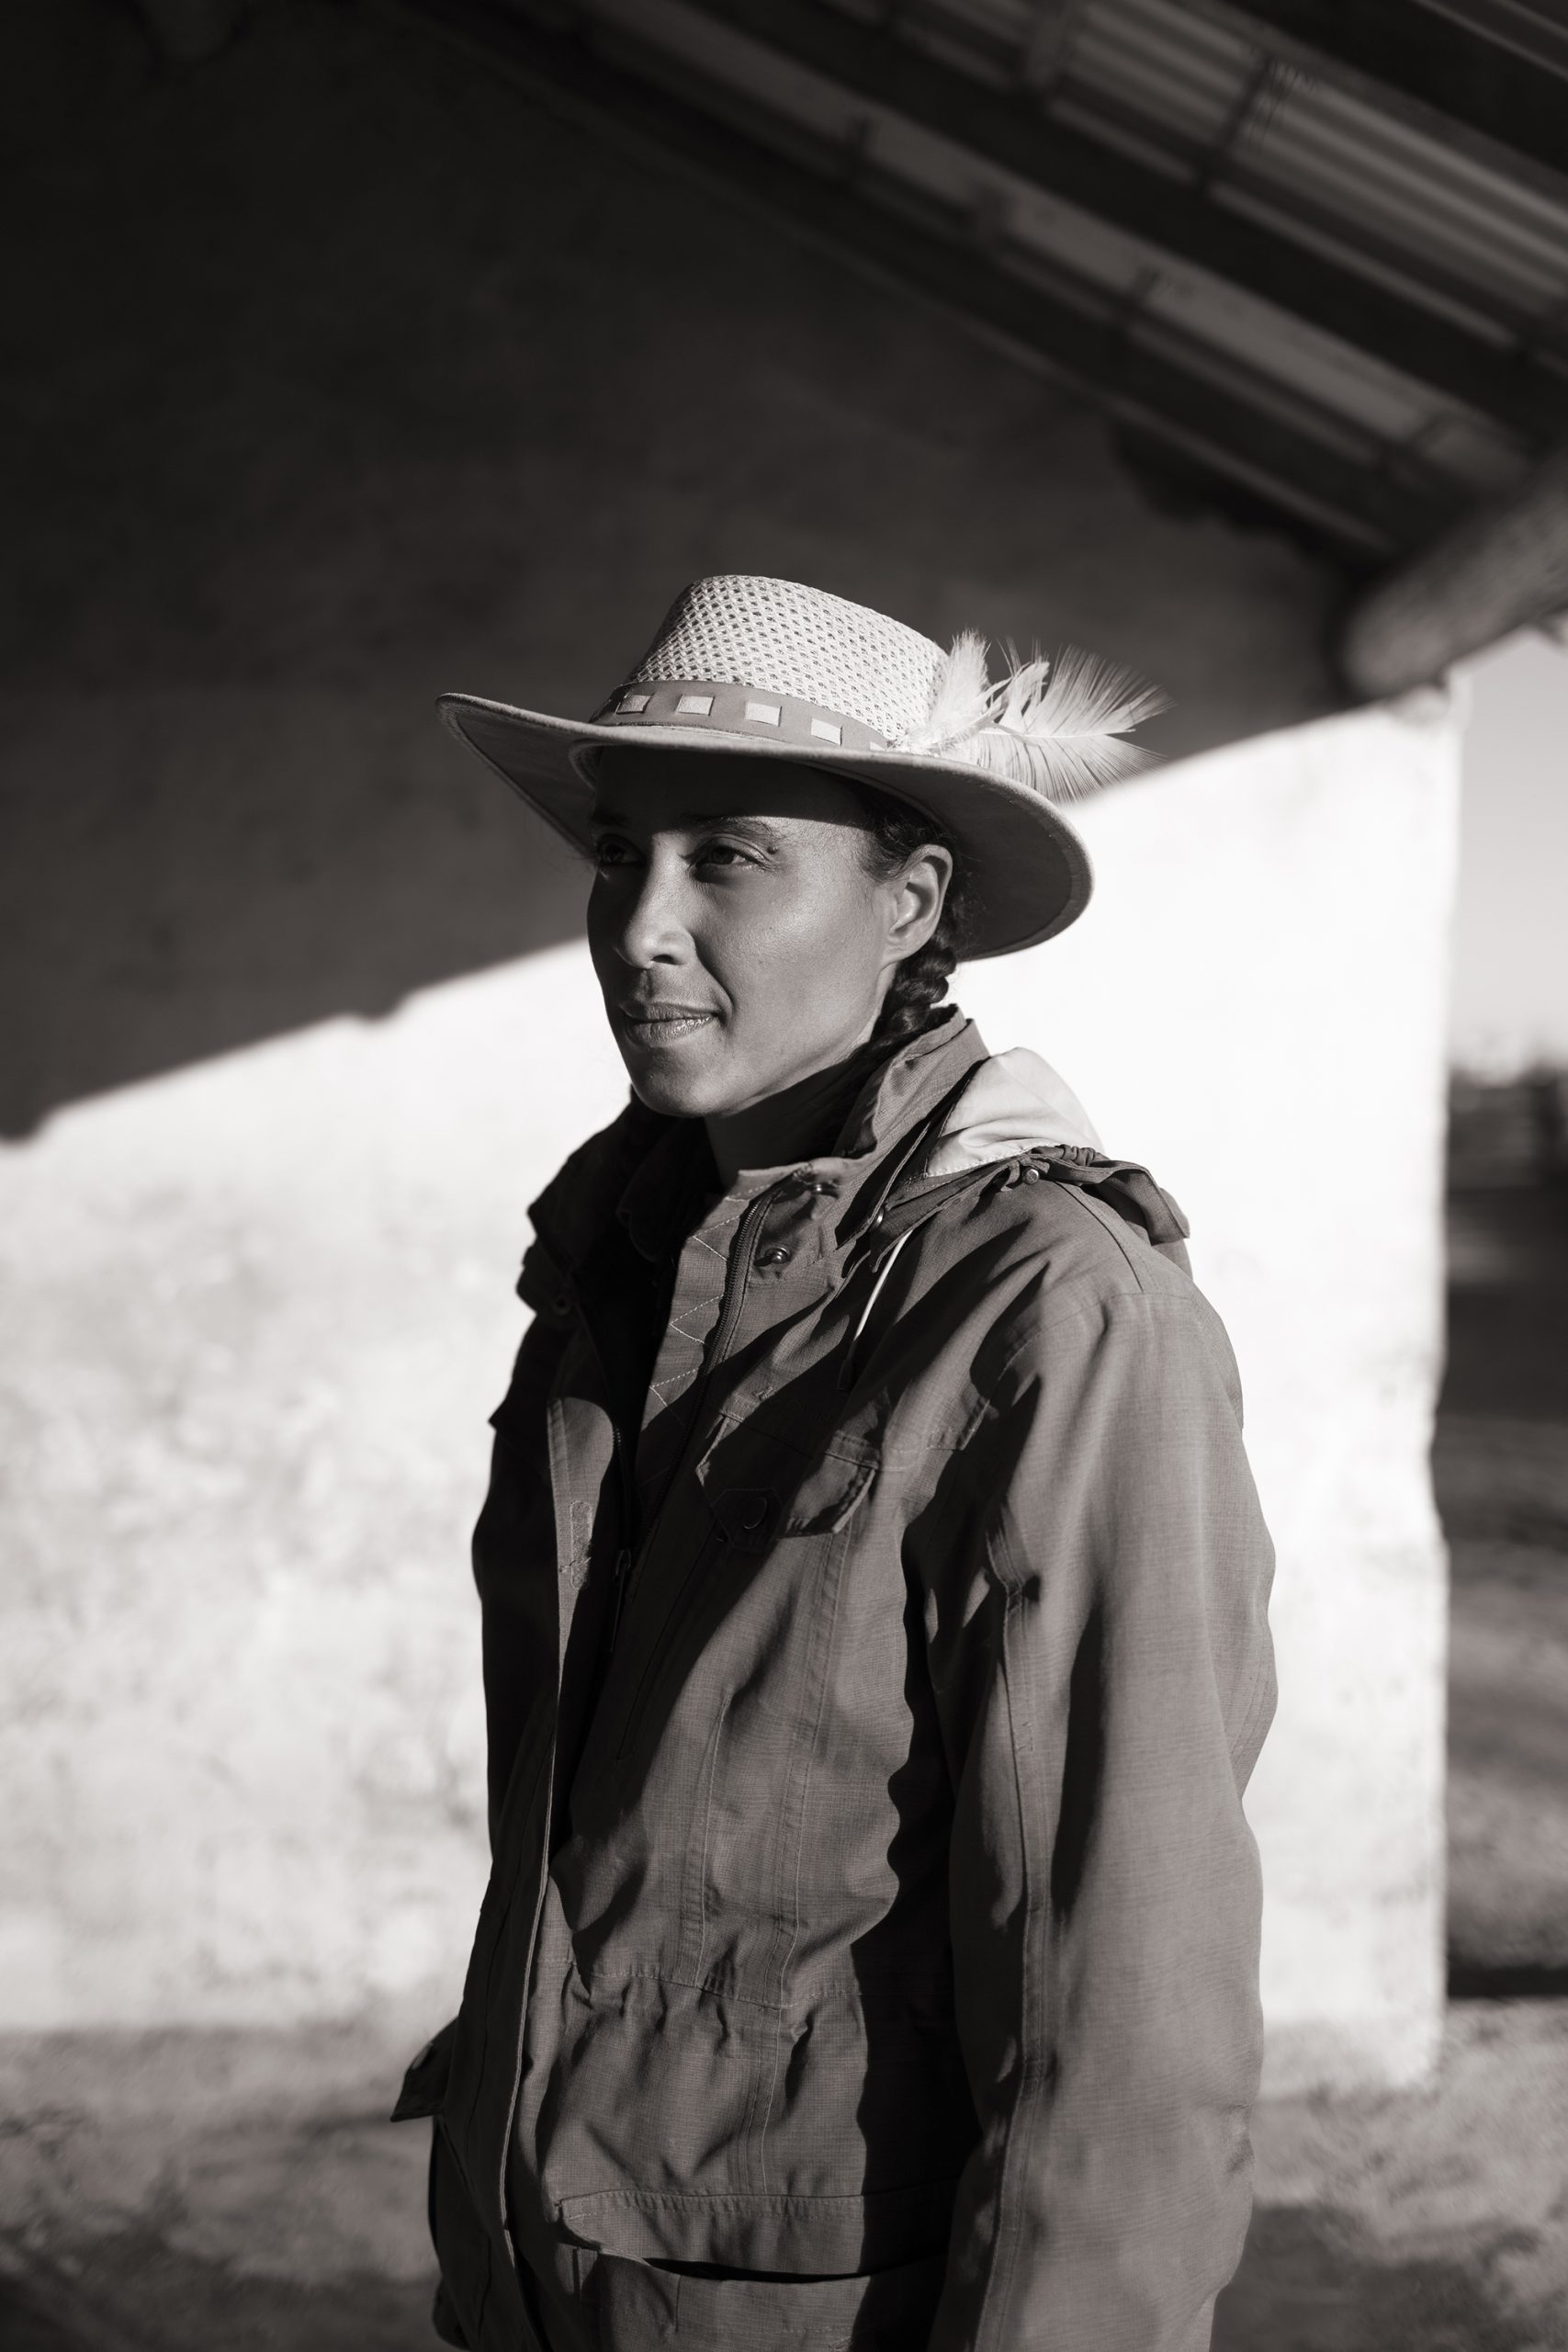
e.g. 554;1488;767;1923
586;750;946;1120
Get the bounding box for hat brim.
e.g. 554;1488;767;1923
437;695;1092;958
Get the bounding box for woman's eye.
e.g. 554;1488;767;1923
592;838;637;868
694;841;757;869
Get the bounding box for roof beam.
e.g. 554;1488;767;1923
1179;0;1568;206
383;0;1450;559
679;0;1563;443
1340;438;1568;692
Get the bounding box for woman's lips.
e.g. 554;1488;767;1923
616;1008;718;1047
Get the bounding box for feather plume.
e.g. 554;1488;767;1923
898;630;994;753
957;642;1170;803
893;632;1169;805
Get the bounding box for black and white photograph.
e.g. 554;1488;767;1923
4;3;1567;2347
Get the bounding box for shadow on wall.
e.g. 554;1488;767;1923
2;0;1341;1135
2;687;591;1136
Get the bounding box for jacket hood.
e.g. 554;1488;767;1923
922;1046;1102;1179
885;1039;1189;1260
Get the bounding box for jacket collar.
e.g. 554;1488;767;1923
527;1008;989;1280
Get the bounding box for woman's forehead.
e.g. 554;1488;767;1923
590;748;868;831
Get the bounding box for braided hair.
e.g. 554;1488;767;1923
854;784;971;1048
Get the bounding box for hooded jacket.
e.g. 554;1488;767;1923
395;1011;1276;2352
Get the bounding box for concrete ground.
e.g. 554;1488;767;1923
4;1173;1566;2350
2;2001;1565;2352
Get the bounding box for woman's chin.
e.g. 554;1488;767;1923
622;1056;728;1119
612;1015;727;1118
626;1075;694;1117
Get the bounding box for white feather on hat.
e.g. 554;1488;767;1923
897;636;1170;803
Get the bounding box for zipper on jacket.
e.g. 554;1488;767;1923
607;1546;633;1649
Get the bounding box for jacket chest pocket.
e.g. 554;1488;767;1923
695;1415;878;1555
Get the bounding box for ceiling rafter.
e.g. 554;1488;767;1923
675;0;1565;444
385;0;1457;560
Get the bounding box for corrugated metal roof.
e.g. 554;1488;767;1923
1243;85;1568;311
956;0;1568;338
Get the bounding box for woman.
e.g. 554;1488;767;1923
394;576;1276;2352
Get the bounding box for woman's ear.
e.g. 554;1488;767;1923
886;844;953;959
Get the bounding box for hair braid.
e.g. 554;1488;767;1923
853;785;970;1048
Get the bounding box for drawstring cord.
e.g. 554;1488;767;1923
837;1225;918;1391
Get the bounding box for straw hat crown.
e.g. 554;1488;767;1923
606;574;945;747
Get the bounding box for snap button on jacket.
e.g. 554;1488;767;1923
398;1012;1277;2352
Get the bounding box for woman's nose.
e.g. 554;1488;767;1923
611;858;689;968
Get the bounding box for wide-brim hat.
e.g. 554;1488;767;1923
438;575;1166;957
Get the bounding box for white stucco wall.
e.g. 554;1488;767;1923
0;695;1458;2090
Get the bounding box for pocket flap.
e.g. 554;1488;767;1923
694;1419;876;1554
558;2182;953;2274
390;2016;459;2122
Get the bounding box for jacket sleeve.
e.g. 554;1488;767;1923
917;1279;1277;2352
472;1240;575;1850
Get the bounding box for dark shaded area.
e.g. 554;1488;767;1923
0;2271;93;2352
1440;1096;1568;1424
1436;1082;1568;1996
1216;2204;1554;2352
1049;1604;1105;1919
1450;1962;1568;2001
0;2242;431;2351
2;0;1339;1136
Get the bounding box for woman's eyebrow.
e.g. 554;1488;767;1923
589;806;784;845
679;810;784;843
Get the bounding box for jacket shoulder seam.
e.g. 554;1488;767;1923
1052;1182;1165;1290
